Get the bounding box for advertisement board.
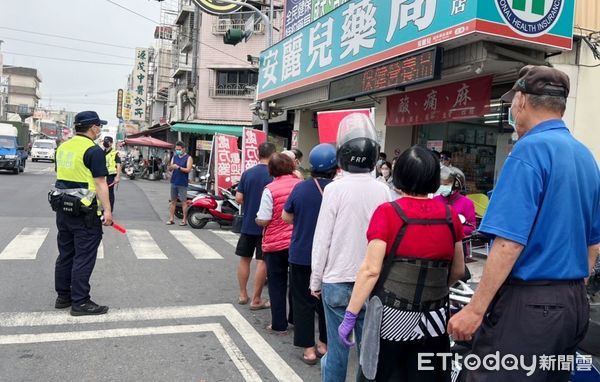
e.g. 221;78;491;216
316;108;372;144
214;134;242;195
241;128;267;171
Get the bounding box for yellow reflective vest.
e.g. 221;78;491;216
105;149;118;175
55;135;97;208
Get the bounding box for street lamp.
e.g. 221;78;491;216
189;0;273;135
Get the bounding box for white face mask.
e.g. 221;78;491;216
437;184;453;197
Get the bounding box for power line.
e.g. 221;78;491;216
1;37;134;60
0;26;136;49
104;0;160;25
3;51;133;67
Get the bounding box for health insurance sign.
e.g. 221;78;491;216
258;0;575;100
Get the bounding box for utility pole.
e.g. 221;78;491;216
190;0;273;136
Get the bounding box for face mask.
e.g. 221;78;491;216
376;159;384;166
437;185;453;197
508;107;516;129
175;149;183;156
381;169;390;178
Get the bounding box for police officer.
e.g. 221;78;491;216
102;136;121;212
53;111;113;316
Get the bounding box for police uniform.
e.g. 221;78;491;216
104;146;120;211
52;111;109;315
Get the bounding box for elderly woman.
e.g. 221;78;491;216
256;153;301;334
338;145;465;381
434;166;477;236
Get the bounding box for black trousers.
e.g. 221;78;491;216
264;250;293;331
290;263;327;347
55;211;103;304
359;335;451;382
467;280;589;382
107;174;116;212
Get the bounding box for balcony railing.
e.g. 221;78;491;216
212;17;265;34
209;84;255;98
5;104;35;115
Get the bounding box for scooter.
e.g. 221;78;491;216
187;186;240;229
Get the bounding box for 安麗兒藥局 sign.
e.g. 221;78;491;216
258;0;574;100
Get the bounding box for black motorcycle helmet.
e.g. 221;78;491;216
336;113;380;173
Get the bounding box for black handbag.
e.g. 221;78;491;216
232;213;243;233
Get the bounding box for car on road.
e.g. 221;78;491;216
0;123;28;174
31;139;57;162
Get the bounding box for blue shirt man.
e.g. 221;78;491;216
448;66;600;381
234;142;275;308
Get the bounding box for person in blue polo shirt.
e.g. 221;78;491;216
449;65;600;382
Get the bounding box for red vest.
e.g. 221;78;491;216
262;175;301;253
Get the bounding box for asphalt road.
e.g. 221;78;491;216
0;159;348;382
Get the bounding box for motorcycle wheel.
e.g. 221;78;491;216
175;206;184;219
188;209;209;229
128;173;135;180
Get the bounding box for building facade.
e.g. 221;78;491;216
257;0;599;195
2;66;42;121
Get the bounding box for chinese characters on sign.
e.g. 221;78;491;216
214;134;242;195
116;89;124;119
122;91;133;121
313;0;349;19
242;128;267;171
284;0;312;37
329;47;440;101
386;76;493;126
132;48;149;121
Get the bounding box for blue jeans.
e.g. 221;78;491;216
321;282;365;382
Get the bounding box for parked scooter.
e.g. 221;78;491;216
174;167;210;219
187;186;240;229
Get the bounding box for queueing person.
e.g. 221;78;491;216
166;141;193;226
310;113;391;382
434;166;476;236
234;142;275;309
448;65;600;381
339;145;465;381
102;136;121;212
376;161;394;190
51;111;113;316
282;144;337;365
256;153;301;334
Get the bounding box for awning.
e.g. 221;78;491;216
124;137;174;149
170;123;245;137
126;125;170;138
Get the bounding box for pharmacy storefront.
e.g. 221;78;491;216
258;0;575;190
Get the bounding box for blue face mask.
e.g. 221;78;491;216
175;149;183;156
508;107;516;128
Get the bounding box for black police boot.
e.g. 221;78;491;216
55;296;72;309
70;300;109;316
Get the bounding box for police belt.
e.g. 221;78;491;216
48;189;97;217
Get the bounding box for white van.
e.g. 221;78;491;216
31;139;57;162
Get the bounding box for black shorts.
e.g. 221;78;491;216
235;234;263;260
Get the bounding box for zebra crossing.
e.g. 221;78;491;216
0;226;240;261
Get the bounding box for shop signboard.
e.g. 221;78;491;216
426;140;444;153
386;76;493;127
122;91;133;121
241;128;267;171
196;139;213;151
291;130;299;149
214;133;242;195
284;0;312;37
316;108;372;144
131;48;149;121
258;0;574;100
116;89;123;119
312;0;349;20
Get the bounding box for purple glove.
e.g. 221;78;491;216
338;311;358;348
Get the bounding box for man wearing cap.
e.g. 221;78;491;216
102;136;121;212
53;111;113;316
448;66;600;381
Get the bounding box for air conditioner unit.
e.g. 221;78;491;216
216;18;231;33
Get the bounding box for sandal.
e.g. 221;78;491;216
179;222;187;226
301;354;318;365
166;220;174;225
238;297;249;305
249;300;271;311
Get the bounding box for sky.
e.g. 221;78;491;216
0;0;164;126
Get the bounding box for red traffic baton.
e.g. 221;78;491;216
101;217;126;233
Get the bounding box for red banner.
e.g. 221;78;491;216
386;76;493;127
241;128;267;171
214;134;242;195
316;108;372;144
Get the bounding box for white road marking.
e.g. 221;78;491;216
0;227;49;260
126;229;168;259
0;323;261;381
208;229;240;248
97;240;104;259
169;230;223;259
0;304;301;382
